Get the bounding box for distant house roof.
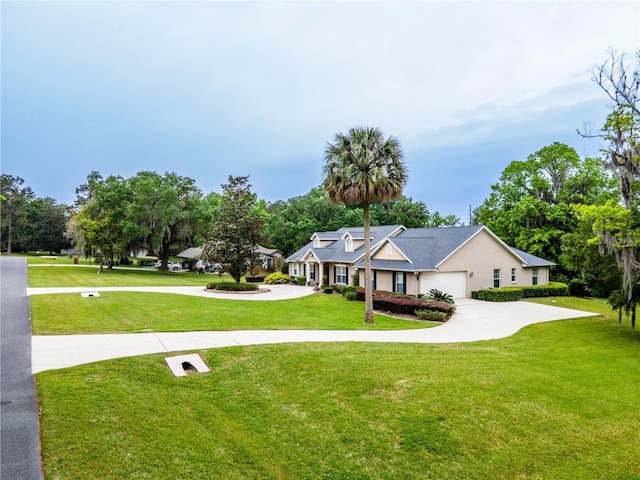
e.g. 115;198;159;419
287;224;555;271
255;245;284;257
177;247;203;259
178;245;282;260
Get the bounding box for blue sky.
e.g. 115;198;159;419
2;1;639;222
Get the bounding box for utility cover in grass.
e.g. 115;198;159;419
165;354;210;377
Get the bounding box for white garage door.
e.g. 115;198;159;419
420;271;467;299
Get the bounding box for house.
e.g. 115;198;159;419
177;245;284;271
285;225;554;298
255;245;285;270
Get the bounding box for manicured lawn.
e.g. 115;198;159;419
28;265;234;287
30;292;432;333
36;315;640;480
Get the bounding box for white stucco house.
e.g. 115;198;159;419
285;224;554;298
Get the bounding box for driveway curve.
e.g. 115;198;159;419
29;286;600;373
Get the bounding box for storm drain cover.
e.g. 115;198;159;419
81;292;100;298
165;354;210;377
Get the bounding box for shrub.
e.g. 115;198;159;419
340;286;357;297
477;288;523;302
323;287;334;294
568;278;588;297
264;272;292;285
471;291;479;300
296;276;307;286
344;291;357;301
207;282;258;292
351;272;360;287
423;288;455;305
353;288;455;318
519;282;569;298
246;275;266;283
415;309;448;322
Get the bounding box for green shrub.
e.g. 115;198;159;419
351;272;360;287
296;276;307;286
344;291;357;301
477;288;523;302
519;282;569;298
341;286;357;297
264;272;292;285
323;287;334;294
206;282;258;292
415;309;448;322
422;288;455;305
568;278;588;297
471;291;479;300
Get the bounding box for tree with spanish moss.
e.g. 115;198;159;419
577;49;640;332
323;126;407;324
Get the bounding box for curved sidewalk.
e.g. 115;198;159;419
31;296;599;373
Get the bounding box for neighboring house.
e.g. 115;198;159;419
177;245;284;271
255;245;285;270
285;225;554;298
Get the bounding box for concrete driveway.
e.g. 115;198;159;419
30;290;600;373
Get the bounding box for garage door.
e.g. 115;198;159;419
420;271;467;299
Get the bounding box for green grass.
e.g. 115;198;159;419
36;316;640;480
28;265;235;287
26;255;94;265
30;292;432;333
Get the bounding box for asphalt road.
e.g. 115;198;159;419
1;257;43;480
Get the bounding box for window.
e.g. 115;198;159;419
313;238;320;248
394;272;406;294
345;237;353;252
511;268;516;283
532;268;539;286
293;264;299;276
309;263;316;281
493;269;500;288
386;244;393;256
335;265;348;285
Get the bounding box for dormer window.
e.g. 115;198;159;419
345;237;353;252
386;244;393;256
314;237;320;248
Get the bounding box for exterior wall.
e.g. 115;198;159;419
438;229;549;296
352;240;364;250
372;242;406;261
357;269;420;295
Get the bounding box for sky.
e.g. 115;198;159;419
2;1;639;222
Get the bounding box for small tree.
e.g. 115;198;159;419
202;176;264;283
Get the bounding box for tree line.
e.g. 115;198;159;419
0;171;459;265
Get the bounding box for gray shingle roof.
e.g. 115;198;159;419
286;225;404;263
509;247;556;267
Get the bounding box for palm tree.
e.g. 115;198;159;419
322;126;407;323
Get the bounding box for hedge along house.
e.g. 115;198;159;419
285;224;554;298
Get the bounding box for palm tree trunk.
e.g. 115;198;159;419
363;202;374;324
